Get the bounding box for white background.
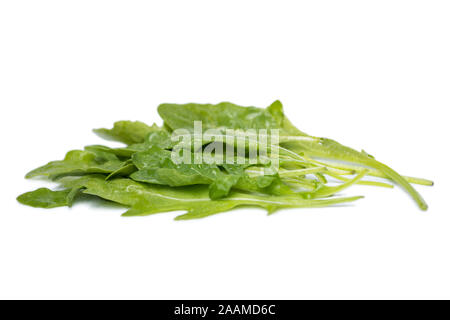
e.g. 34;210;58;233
0;1;448;300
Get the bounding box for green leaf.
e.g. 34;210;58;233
106;160;137;180
17;187;82;208
146;130;173;149
131;146;220;188
158;102;282;132
94;121;157;145
208;175;241;199
59;175;363;220
26;150;125;179
130;145;291;198
131;146;173;170
85;144;149;159
130;146;212;186
131;167;212;187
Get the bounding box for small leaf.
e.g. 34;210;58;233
94;121;156;145
26;150;125;179
17;188;79;208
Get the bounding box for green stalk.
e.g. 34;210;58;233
309;170;367;198
305;157;433;186
282;138;429;210
325;171;394;188
366;158;428;210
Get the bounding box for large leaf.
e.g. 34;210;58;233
158;101;284;132
60;175;363;220
130;145;293;199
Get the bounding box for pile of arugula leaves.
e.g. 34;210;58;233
17;101;432;219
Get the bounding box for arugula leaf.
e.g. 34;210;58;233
158;102;282;132
130;147;236;198
59;175;363;220
85;144;147;158
106;160;137;180
25;150;125;179
130;145;294;199
94;121;159;145
17;187;82;208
